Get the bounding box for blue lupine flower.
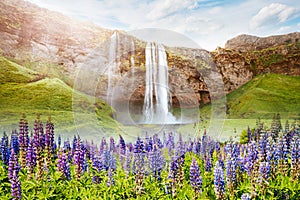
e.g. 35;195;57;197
148;143;165;180
258;132;267;161
246;141;258;176
214;161;225;200
11;131;19;155
205;155;212;172
190;158;202;194
1;132;11;166
9;149;21;200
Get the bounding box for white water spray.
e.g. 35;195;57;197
142;42;176;124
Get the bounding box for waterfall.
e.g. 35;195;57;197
143;42;176;124
107;31;120;103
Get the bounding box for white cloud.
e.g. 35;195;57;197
146;0;198;20
250;3;297;29
26;0;300;50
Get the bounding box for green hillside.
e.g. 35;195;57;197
0;56;120;138
226;73;300;118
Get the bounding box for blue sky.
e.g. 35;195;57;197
27;0;300;50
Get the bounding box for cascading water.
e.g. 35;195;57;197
142;42;176;124
107;31;120;104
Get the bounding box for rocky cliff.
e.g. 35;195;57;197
0;0;299;109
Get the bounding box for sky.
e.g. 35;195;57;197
26;0;300;50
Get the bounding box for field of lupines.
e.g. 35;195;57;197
0;115;300;199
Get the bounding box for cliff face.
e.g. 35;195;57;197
0;0;112;78
0;0;299;108
212;33;300;93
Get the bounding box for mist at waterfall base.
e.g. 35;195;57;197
107;33;199;126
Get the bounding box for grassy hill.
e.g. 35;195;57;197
0;56;121;140
226;73;300;119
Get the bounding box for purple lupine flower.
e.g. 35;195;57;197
153;134;163;149
218;153;225;169
190;158;202;194
1;132;10;166
57;149;71;180
124;147;132;176
19;117;29;169
133;137;146;194
57;135;61;148
258;161;271;194
72;136;78;155
166;132;175;156
205;155;212;172
241;193;251;200
33;118;44;180
45;118;55;170
214;161;225;200
277;136;289;175
215;142;221;154
107;168;115;186
247;127;252;142
166;156;179;197
99;137;107;155
9;149;21;200
109;137;115;152
258;132;267;161
226;156;237;192
291;135;300;180
246;141;258;176
74;136;84;180
148;143;165;180
145;136;153;152
26;138;36;179
193;138;201;155
119;135;126;156
133;137;145;174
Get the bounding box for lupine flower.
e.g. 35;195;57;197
258;161;271;195
258;132;267;161
214;161;225;200
133;137;146;195
33;118;44;180
74;137;84;180
190;158;202;195
109;137;115;152
11;130;19;155
45;117;54;170
124;147;132;176
246;141;258;176
166;157;179;198
57;149;71;180
291;135;300;180
145;136;153;152
193;138;201;155
205;155;212;172
278;136;289;175
148;143;165;180
1;132;10;166
247;127;252;142
19;117;29;169
26;138;36;179
226;150;237;193
9;149;21;200
99;137;107;155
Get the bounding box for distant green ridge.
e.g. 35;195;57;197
226;73;300;118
